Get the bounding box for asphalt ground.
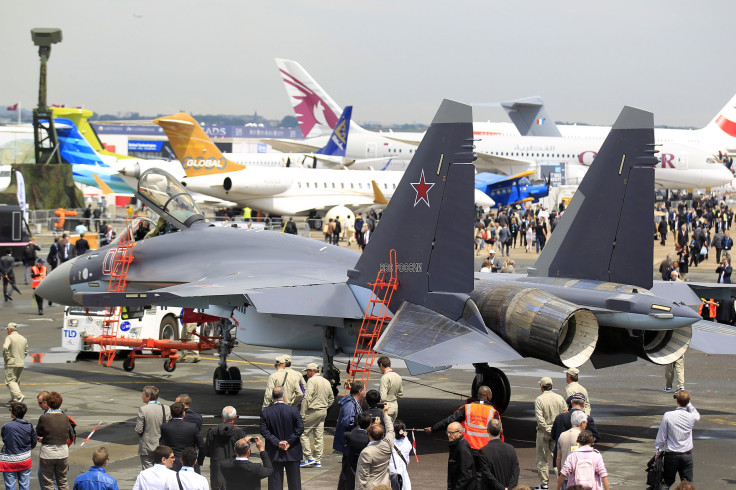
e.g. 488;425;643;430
1;237;734;489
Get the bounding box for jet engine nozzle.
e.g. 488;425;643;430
470;283;599;368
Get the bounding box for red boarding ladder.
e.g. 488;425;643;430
345;249;399;394
98;219;135;367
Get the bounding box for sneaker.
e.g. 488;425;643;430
534;485;549;490
312;461;321;468
675;387;685;393
663;387;673;392
300;459;315;468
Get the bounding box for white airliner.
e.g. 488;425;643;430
273;58;734;190
150;112;492;216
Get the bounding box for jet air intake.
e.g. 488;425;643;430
470;283;598;367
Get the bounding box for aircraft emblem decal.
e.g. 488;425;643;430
411;170;435;207
279;69;338;136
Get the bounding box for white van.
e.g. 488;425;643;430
62;305;183;352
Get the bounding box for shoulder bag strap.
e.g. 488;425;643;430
393;444;408;466
176;471;184;490
161;404;166;423
280;371;289;387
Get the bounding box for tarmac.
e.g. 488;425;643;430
1;236;734;489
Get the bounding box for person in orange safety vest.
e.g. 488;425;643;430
423;386;502;450
31;258;47;316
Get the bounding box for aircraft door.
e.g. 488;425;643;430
366;142;377;158
674;153;688;169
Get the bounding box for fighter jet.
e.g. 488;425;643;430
37;100;712;413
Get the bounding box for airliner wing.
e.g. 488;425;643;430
473;153;535;175
262;139;321;154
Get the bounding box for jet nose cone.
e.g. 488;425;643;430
35;258;79;306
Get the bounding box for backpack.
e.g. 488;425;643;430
66;414;77;446
572;451;596;488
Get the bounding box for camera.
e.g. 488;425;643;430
248;437;258;443
376;402;385;409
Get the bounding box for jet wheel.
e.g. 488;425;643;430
471;365;511;414
227;367;242;395
213;366;230;395
164;359;176;372
324;366;341;398
123;358;135;372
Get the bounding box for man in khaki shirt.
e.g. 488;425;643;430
377;356;403;420
262;355;304;409
535;376;566;490
563;367;591;415
283;354;306;403
3;322;27;403
299;362;334;468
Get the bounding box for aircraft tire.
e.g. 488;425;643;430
213;366;230;395
471;365;511;414
123;358;135;372
227;367;241;395
159;316;179;340
164;359;176;372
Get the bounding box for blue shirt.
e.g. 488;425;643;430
73;466;119;490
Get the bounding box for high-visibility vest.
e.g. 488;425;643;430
31;265;46;290
461;402;500;449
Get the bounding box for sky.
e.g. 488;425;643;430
3;1;736;128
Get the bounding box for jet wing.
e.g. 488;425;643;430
689;320;736;354
685;281;736;301
262;139;321;154
374;302;522;366
74;269;365;318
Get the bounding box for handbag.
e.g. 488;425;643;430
389;444;408;490
645;454;664;490
700;246;708;255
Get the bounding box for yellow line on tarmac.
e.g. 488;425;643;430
710;418;736;427
198;357;272;366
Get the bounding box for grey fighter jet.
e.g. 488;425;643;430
37;101;713;413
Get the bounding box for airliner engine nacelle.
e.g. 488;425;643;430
222;175;290;196
470;282;599;368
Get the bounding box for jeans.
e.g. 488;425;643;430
661;452;693;489
4;468;32;490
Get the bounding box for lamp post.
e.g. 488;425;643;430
31;28;63;164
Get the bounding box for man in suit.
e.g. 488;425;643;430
176;394;203;433
220;437;273;490
717;257;732;283
75;233;90;255
341;413;372;490
477;419;519;490
160;402;204;472
260;386;304;490
59;234;76;263
355;404;394;490
135;385;172;469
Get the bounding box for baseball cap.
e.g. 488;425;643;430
489;249;496;254
564;367;579;376
538;376;553;387
283;354;292;363
304;362;319;371
7;322;17;331
274;355;286;364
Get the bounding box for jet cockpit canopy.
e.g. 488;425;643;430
136;168;205;229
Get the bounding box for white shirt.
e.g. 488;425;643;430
133;464;175;490
655;403;700;454
164;467;209;490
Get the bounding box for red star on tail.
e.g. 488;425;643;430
411;170;435;207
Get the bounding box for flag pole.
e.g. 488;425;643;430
17;102;21;125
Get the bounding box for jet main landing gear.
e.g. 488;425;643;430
212;318;242;395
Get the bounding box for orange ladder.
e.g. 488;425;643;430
345;249;399;393
98;219;135;367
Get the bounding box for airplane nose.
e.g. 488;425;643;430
35;258;79;306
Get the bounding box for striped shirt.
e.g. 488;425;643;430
654;403;700;454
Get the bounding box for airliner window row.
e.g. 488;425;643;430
488;151;577;158
386;148;414;153
297;182;398;190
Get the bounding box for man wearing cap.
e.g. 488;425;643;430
262;356;304;410
551;394;600;472
377;356;403;420
3;323;28;404
283;355;306;406
535;377;566;490
563;368;590;415
31;259;47;316
487;250;501;272
299;363;334;468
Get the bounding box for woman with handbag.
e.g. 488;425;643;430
36;392;71;490
388;420;412;490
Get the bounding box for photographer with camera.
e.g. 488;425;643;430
716;256;732;283
220;437;273;490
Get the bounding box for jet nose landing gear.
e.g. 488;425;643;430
471;363;511;413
